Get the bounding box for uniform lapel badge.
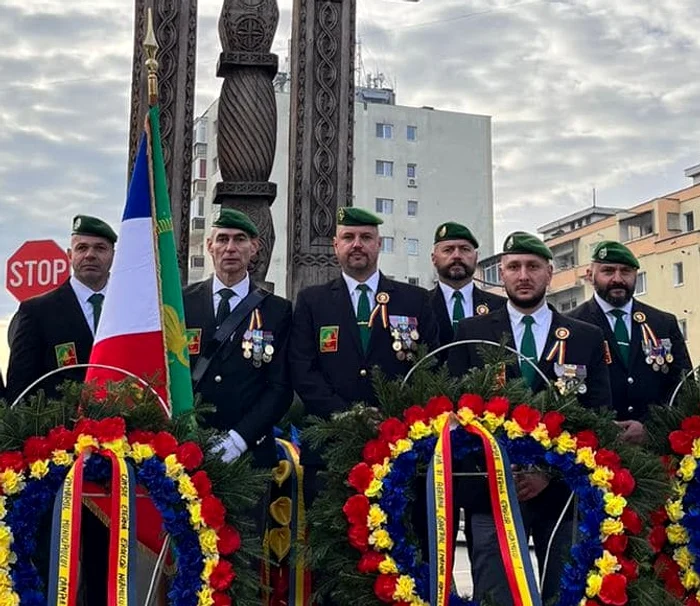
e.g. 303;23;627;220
55;342;78;368
319;325;339;353
368;292;390;331
185;328;202;355
636;312;672;373
242;309;274;367
389;315;419;362
475;303;490;316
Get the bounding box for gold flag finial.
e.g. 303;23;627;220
144;8;159;106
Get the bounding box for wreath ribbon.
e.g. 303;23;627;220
427;415;542;606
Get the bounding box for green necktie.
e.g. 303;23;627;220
452;291;465;331
611;309;630;365
356;284;371;353
88;293;104;332
520;315;537;387
216;288;234;327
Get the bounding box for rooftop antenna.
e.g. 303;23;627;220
592;186;597;207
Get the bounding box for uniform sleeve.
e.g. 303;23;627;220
288;290;348;419
233;302;294;446
418;290;440;352
447;319;474;378
583;327;612;410
6;305;44;404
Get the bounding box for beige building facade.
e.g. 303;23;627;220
477;176;700;364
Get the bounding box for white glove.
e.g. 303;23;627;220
210;430;248;463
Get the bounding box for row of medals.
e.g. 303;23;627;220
645;339;673;374
391;326;419;362
242;329;274;368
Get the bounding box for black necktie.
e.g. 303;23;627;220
88;293;104;332
216;288;234;326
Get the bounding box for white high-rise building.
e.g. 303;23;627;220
188;87;494;295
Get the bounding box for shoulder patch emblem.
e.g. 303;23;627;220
55;342;78;368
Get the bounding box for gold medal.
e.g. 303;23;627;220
633;311;646;323
243;350;252;359
666;353;674;363
376;292;390;305
410;329;420;341
392;341;402;352
655;355;664;365
555;327;570;340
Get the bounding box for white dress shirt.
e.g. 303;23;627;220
507;300;553;361
594;292;633;336
70;276;108;336
212;273;250;317
342;270;381;314
438;280;475;321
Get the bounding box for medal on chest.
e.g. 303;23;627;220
635;311;672;373
545;327;588;395
242;309;274;367
388;315;419;362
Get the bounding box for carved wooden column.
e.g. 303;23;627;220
286;0;356;300
128;0;198;284
215;0;279;288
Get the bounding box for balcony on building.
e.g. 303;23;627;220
619;211;654;242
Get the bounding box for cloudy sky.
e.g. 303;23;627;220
0;0;698;320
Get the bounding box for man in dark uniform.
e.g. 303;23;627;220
183;208;293;470
568;240;692;442
289;206;440;505
429;221;506;347
429;221;506;558
5;215;117;605
448;231;612;606
7;215;117;403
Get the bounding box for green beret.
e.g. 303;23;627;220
72;215;117;244
212;208;259;237
591;240;639;269
434;222;479;248
336;207;383;226
502;231;552;260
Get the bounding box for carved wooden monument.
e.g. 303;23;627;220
214;0;280;288
128;0;198;284
286;0;357;300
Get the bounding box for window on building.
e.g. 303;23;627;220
634;271;647;295
375;198;394;214
376;160;393;177
375;123;393;139
407;163;417;178
407;125;417;141
407;200;418;217
684;211;695;232
673;262;684;286
194;196;205;217
407;277;419;286
667;212;681;231
381;237;394;253
483;262;501;285
559;298;578;313
406;238;419;256
679;319;688;340
620;212;653;241
195;120;207;144
198;158;207;179
190;255;205;269
212;156;218;174
552;241;576;271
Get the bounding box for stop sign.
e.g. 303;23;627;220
6;240;70;302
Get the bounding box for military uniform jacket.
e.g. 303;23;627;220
289;274;440;466
568;298;692;421
6;281;94;404
447;304;612;517
429;284;506;348
183;278;293;468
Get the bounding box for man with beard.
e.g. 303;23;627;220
430;221;506;346
568;241;692;443
428;221;505;557
448;231;612;605
289;206;439;507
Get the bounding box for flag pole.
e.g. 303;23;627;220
144;8;159;107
